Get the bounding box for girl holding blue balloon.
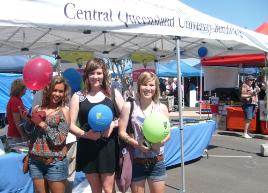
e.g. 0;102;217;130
119;71;170;193
69;58;124;193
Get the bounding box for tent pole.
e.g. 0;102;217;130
175;36;185;193
199;64;203;119
55;43;62;75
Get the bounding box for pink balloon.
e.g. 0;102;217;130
23;58;53;90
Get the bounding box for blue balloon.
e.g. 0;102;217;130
63;68;82;93
88;104;113;132
198;47;208;57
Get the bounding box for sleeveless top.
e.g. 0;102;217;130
76;91;116;134
131;99;164;159
28;110;69;158
75;91;118;172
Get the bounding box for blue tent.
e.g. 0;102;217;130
0;55;56;73
0;56;29;73
156;60;202;77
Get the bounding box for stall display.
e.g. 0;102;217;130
226;106;257;132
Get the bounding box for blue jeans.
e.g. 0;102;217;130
242;104;256;120
29;157;68;181
132;160;167;182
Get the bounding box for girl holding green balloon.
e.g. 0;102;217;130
119;71;170;193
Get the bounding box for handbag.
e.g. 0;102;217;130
22;154;29;174
116;145;133;193
111;89;135;193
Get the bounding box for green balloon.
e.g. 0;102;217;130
142;112;170;143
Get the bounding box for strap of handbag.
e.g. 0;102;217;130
111;88;134;134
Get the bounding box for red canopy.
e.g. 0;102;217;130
255;22;268;35
201;53;267;67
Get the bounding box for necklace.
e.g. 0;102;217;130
139;98;153;118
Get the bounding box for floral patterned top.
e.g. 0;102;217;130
26;110;69;158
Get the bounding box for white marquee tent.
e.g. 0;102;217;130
1;0;268;192
0;0;267;58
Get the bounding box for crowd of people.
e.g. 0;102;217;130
5;58;170;193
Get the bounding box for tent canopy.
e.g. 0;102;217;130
256;22;268;35
156;60;201;77
0;0;267;61
201;53;267;67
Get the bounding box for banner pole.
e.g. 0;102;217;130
175;36;185;193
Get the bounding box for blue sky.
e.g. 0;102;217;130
181;0;268;30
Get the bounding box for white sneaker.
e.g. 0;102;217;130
243;133;252;139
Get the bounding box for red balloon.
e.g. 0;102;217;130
23;58;53;90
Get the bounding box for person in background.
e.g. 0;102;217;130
6;79;27;145
159;78;166;96
21;75;70;193
240;75;260;139
112;76;122;93
119;71;170;193
256;75;267;100
69;58;124;193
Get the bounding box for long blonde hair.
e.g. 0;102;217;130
137;71;160;102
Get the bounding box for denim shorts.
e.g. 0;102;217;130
29;157;68;181
242;104;256;120
132;160;167;182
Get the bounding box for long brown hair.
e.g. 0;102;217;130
83;58;111;97
42;75;70;107
137;71;160;102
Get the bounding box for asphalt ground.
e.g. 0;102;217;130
162;130;268;193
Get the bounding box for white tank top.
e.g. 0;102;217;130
131;99;164;158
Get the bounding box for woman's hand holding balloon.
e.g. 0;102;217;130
37;121;48;130
136;140;150;153
84;130;101;141
101;119;118;138
151;143;162;151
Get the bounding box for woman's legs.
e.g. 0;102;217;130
148;180;165;193
86;173;102;193
243;104;255;138
86;172;116;193
101;173;115;193
244;119;252;138
32;178;49;193
48;180;66;193
131;180;146;193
